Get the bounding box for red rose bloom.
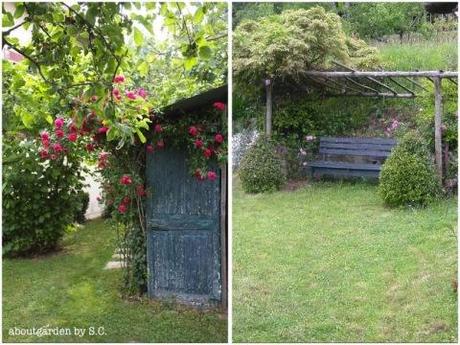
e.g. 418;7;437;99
188;126;198;137
86;143;95;152
52;143;64;153
67;132;78;142
194;139;203;149
55;129;64;138
213;102;226;111
69;123;78;133
40;131;50;141
122;196;131;204
194;169;205;181
214;133;224;144
41;132;50;148
154;124;163;133
39;149;49;159
157;140;165;149
203;148;213;158
91;95;98;102
207;171;218;181
50;154;57;160
118;203;128;214
136;184;147;197
146;144;154;153
98;126;109;134
120;175;132;185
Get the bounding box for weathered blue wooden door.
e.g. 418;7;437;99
145;149;221;305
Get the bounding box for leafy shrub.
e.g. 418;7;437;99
239;137;285;193
74;191;90;224
2;139;84;257
379;131;441;207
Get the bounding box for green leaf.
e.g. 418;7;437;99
137;61;149;77
20;111;34;128
45;114;53;125
198;45;212;59
135;128;146;143
184;57;197;71
133;27;143;46
2;12;14;27
14;4;25;19
86;6;98;26
193;7;204;24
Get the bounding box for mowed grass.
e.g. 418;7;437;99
378;40;457;71
2;218;227;343
232;179;457;342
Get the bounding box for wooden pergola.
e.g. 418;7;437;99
264;63;458;182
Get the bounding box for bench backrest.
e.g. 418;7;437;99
319;137;396;158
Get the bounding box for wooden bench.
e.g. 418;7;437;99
308;137;396;179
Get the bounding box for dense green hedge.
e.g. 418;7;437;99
3;139;84;257
239;137;285;193
379;131;441;207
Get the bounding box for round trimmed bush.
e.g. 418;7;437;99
239;137;285;193
378;131;441;207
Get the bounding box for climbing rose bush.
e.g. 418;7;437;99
147;101;227;182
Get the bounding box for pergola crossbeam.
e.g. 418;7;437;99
386;77;416;96
304;70;458;78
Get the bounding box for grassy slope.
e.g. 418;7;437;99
232;180;457;342
378;40;457;71
2;219;227;343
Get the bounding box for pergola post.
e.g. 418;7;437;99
434;76;443;183
265;79;272;137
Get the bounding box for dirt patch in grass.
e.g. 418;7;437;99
282;179;310;192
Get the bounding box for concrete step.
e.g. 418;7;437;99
104;261;126;270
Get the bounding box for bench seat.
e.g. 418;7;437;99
307;136;396;179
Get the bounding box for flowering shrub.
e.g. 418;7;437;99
239;137;285;193
3;139;85;256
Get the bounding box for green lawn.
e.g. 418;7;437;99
378;40;457;71
2;218;227;343
233;179;457;342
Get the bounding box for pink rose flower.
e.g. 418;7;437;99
157;140;165;149
98;127;109;134
137;88;148;99
113;75;125;83
52;143;64;153
194;139;203;149
126;91;137;100
207;171;218;181
154;124;162;133
54;117;64;129
214;133;224;144
213;102;226;111
118;203;128;214
120;175;132;185
112;88;121;100
203;148;213;158
188;126;198;137
146;144;154;153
